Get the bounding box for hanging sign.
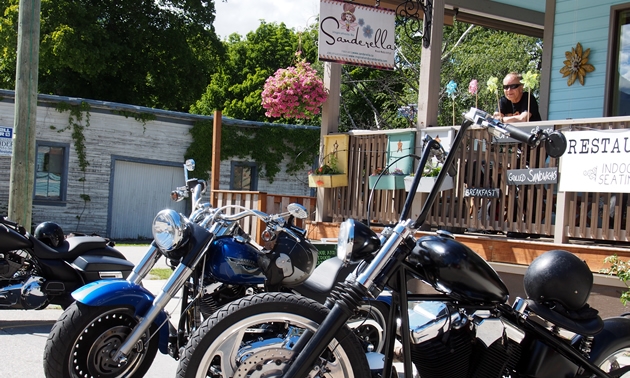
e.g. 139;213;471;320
559;129;630;193
0;126;12;156
464;187;501;198
318;0;396;70
507;168;558;185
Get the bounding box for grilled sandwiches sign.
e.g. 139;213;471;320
559;130;630;193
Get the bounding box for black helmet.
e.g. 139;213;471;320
267;232;318;287
34;222;65;248
524;250;593;311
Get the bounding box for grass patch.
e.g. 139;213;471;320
149;268;173;280
112;239;152;246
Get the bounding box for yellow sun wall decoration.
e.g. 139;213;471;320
560;42;595;86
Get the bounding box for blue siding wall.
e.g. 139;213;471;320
549;0;627;120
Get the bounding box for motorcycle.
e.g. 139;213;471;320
0;214;133;311
43;159;388;378
175;108;630;378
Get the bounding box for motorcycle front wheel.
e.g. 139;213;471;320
43;302;159;378
176;292;370;378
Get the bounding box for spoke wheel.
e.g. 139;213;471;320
176;292;370;378
44;303;159;378
349;301;389;353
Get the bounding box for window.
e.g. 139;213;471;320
607;4;630;116
34;142;69;202
230;161;257;191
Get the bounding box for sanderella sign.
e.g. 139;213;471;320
318;0;395;70
559;129;630;193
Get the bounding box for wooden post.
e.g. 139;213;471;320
316;62;342;222
416;0;444;132
413;0;443;228
210;110;222;204
8;0;42;228
554;191;569;244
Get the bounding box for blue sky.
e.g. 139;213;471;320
214;0;320;39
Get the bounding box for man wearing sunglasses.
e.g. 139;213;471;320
493;72;541;123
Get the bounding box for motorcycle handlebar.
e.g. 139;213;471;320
214;206;270;223
501;122;538;147
463;107;539;147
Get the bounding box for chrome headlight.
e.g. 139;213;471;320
152;209;189;253
337;219;381;263
337;219;355;262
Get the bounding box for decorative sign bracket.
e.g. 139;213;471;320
397;0;433;48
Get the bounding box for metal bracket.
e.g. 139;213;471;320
396;0;433;48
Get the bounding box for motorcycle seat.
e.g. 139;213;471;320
32;235;111;260
526;299;604;336
294;257;356;303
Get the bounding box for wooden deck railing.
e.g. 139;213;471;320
210;116;629;244
320;118;629;243
211;190;317;244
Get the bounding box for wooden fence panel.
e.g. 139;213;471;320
325;122;628;243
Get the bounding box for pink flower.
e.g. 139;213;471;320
468;79;478;95
261;59;328;119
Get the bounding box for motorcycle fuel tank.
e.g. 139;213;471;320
207;236;265;285
0;225;32;251
410;234;508;304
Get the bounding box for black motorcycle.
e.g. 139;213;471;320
0;216;133;310
175;107;630;378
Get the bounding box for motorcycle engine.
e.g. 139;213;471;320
0;251;28;279
406;302;523;378
199;282;259;317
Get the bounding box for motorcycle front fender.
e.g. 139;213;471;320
72;279;170;354
587;316;630;365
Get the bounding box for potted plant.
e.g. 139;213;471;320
404;165;453;192
261;52;328;120
369;167;406;190
308;154;348;188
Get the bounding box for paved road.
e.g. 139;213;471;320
9;245;624;378
0;245;179;378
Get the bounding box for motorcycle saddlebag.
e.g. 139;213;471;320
71;254;135;281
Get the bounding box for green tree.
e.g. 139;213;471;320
334;19;541;129
437;21;541;126
187;22;322;182
0;0;224;111
191;21;320;124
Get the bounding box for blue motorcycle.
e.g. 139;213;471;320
42;159;388;378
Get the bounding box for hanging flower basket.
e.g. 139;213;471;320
368;175;406;190
307;153;348;188
261;56;328;119
404;176;453;193
308;174;348;188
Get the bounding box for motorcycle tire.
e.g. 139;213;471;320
351;299;389;353
176;292;371;378
43;302;159;378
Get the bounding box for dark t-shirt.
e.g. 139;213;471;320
499;91;541;121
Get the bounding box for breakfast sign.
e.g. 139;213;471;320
318;0;395;70
558;129;630;193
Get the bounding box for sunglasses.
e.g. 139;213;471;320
503;84;522;90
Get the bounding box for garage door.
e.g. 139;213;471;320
110;160;189;239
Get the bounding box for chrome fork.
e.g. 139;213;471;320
114;261;194;363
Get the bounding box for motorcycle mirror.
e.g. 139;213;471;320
287;203;308;219
544;131;567;159
185;159;196;171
